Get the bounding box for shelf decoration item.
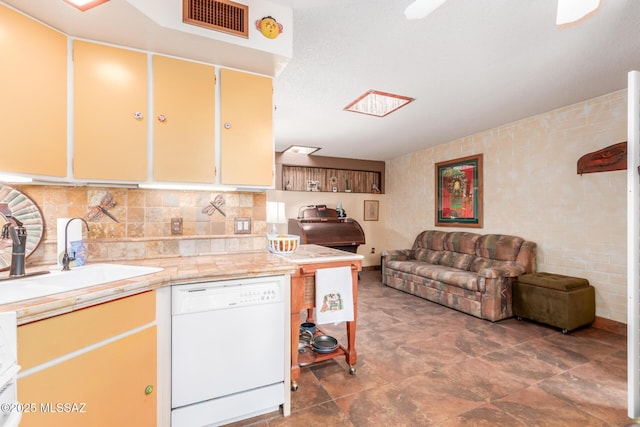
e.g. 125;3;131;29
435;154;483;227
330;176;338;192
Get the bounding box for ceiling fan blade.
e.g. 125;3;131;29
556;0;600;26
404;0;447;20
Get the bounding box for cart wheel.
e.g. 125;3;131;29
349;366;356;375
561;329;568;334
516;316;523;321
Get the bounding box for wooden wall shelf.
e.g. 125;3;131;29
282;166;381;194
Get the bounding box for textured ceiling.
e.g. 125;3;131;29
272;0;640;160
3;0;640;162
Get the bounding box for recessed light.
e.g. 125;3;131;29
62;0;109;12
282;145;321;155
344;90;414;117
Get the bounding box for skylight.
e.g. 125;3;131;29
62;0;109;12
282;145;321;155
344;90;415;117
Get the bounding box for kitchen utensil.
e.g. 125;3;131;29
300;322;316;334
311;334;338;354
298;329;313;350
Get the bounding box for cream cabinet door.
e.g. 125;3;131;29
17;292;157;427
153;55;216;183
18;327;157;427
220;69;274;186
0;4;67;177
73;40;148;181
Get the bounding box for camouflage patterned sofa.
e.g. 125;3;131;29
381;231;537;322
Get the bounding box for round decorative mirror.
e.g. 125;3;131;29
0;185;44;272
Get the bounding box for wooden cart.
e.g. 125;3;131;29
285;245;362;391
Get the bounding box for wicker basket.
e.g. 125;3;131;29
267;234;300;254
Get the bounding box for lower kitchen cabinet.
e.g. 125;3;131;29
16;292;157;427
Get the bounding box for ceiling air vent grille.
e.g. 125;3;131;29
183;0;248;38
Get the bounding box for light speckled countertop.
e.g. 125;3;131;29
0;245;363;325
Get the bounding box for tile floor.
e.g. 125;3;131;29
231;270;634;426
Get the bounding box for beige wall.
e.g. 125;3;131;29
267;190;385;268
385;90;627;323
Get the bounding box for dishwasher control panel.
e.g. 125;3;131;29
171;275;286;315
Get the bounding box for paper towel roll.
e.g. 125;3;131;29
57;218;82;267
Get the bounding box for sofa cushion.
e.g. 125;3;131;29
434;269;480;291
414;248;443;264
444;232;480;254
413;230;448;251
412;264;479;291
385;260;476;287
470;256;496;272
471;257;524;276
440;251;475;270
385;260;430;275
476;234;524;261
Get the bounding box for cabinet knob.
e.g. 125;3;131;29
157;114;166;123
134;112;144;120
145;385;154;395
224;122;231;129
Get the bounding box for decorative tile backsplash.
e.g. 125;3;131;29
13;185;268;267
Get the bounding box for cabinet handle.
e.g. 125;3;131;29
134;112;144;120
145;385;154;395
157;114;166;123
224;122;231;129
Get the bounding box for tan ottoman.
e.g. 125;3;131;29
513;272;595;333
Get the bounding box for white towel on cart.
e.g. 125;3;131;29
315;266;354;325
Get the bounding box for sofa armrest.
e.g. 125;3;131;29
478;264;526;279
381;249;414;261
480;274;515;321
381;250;413;284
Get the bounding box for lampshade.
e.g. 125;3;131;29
266;202;286;224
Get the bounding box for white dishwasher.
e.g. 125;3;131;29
171;275;287;427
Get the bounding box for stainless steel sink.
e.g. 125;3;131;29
0;264;163;305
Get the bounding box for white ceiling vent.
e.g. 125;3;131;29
183;0;249;38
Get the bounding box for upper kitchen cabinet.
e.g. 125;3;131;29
73;40;148;181
220;69;274;187
0;4;67;177
153;55;216;183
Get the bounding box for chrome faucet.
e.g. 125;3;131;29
1;216;27;277
62;217;90;271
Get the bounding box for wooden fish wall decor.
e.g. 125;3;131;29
577;141;627;175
